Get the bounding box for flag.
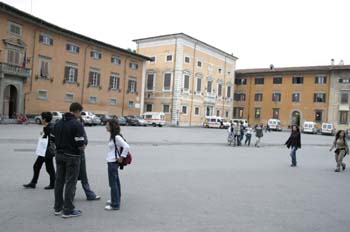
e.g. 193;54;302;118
22;50;26;68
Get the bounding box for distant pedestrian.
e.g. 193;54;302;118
105;119;130;210
227;123;235;146
245;125;253;146
254;124;264;147
240;123;244;142
53;102;85;218
329;130;349;172
23;112;56;189
234;123;241;146
285;125;301;167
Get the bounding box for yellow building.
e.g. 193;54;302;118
0;2;150;119
134;33;238;126
234;66;342;128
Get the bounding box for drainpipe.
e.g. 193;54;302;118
222;57;227;118
121;56;128;116
81;44;90;106
189;42;197;127
171;37;178;126
24;29;37;114
140;60;146;116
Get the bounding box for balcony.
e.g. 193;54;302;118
204;92;216;104
0;62;31;78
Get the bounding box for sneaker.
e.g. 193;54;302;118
62;209;82;218
342;164;346;171
23;183;36;189
54;210;62;216
104;205;120;211
334;168;340;172
106;200;111;205
44;185;54;190
87;195;101;201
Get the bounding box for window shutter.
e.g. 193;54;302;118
109;76;113;89
50;38;53;45
64;67;69;80
89;72;93;85
74;68;78;82
128;80;131;92
111;57;114;63
90;51;93;57
314;93;317;102
97;73;100;86
134;80;137;92
76;47;80;53
99;53;102;59
66;44;70;50
324;77;327;84
39;35;43;42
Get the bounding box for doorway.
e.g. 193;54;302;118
291;110;301;127
3;85;17;118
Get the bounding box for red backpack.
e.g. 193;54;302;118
112;135;132;170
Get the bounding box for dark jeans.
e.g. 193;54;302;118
31;156;55;186
108;162;121;208
290;146;298;166
235;135;241;146
245;134;252;146
79;153;97;199
54;153;81;214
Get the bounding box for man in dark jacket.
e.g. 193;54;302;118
53;102;85;218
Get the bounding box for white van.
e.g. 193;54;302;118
303;121;317;134
203;116;229;129
267;119;282;131
143;112;166;127
230;119;248;128
321;122;336;135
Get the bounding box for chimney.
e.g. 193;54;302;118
339;59;344;65
331;58;335;65
270;64;274;70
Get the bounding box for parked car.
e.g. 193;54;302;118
80;111;93;126
302;121;317;134
34;111;63;124
134;116;148;126
91;113;101;125
321;122;336;135
117;116;127;126
267;119;282;131
124;115;148;126
95;114;114;125
230;119;248;128
203;116;229;129
143;112;166;127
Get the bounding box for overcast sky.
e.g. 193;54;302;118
4;0;350;69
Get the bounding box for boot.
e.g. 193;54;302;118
23;182;36;188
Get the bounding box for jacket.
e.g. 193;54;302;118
43;122;56;158
285;132;301;149
54;112;85;156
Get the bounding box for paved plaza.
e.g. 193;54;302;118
0;124;350;232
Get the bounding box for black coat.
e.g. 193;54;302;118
285;132;301;149
43;123;56;158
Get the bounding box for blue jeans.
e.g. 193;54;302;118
79;153;97;200
107;162;121;208
290;146;298;166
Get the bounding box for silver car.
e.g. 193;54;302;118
34;111;63;124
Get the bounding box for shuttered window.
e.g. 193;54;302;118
164;73;171;91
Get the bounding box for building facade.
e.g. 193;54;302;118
0;2;150;119
234;66;346;128
134;33;238;126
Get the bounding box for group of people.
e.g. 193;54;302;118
227;123;264;147
23;102;130;218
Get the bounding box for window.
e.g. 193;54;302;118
339;78;350;83
216;110;220;117
196;78;202;93
254;93;263;102
292;76;304;84
227;86;232;98
315;110;323;122
255;77;264;85
166;54;173;62
37;89;48;100
314;93;326;103
89;70;100;87
40;58;50;79
64;93;74;102
129;62;139;70
235;78;247;85
272;108;280;119
218;68;222;74
163;73;172;91
146;104;153;112
90;50;101;60
163;104;170;113
207;81;212;93
273;76;283;84
89;96;97;104
217;84;222;97
128;78;137;93
128;100;134;108
292;92;300;102
9;22;22;36
225;111;229;118
185;56;190;63
340;111;348;124
182;105;188;115
39;34;53;45
197;60;202;68
272;92;281;102
233;107;244;118
64;65;78;83
315;75;327;84
340;93;348;104
66;43;80;53
147;73;155;91
183;74;190;91
255;108;261;120
234;93;246;101
149;56;156;63
109;73;120;90
7;49;20;65
195;107;200;115
111;56;121;65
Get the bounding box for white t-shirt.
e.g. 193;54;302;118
106;135;130;163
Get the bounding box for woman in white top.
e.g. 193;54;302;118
105;119;130;210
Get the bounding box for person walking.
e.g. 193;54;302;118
23;112;56;189
329;130;349;172
285;125;301;167
105;119;130;211
234;123;241;146
245;125;253;146
53;102;85;218
254;124;264;147
227;123;235;146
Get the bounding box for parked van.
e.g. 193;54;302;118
143;112;166;127
230;119;248;128
303;121;317;134
267;119;282;131
203;116;229;129
321;122;336;135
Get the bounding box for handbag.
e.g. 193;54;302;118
35;137;48;157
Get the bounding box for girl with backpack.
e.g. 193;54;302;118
329;130;349;172
105;118;130;210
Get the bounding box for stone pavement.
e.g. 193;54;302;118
0;125;349;232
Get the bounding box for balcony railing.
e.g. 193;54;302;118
0;62;31;78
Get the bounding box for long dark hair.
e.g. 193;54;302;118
335;130;346;142
107;118;121;141
291;125;300;134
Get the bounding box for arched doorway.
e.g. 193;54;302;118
291;110;301;127
3;85;17;119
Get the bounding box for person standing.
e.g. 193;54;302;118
254;124;264;147
105;119;130;210
285;125;301;167
329;130;349;172
245;125;253;146
227;123;235;146
234;123;241;146
23;112;56;189
53;103;85;218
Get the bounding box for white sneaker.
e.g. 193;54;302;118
106;200;111;205
104;205;120;211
